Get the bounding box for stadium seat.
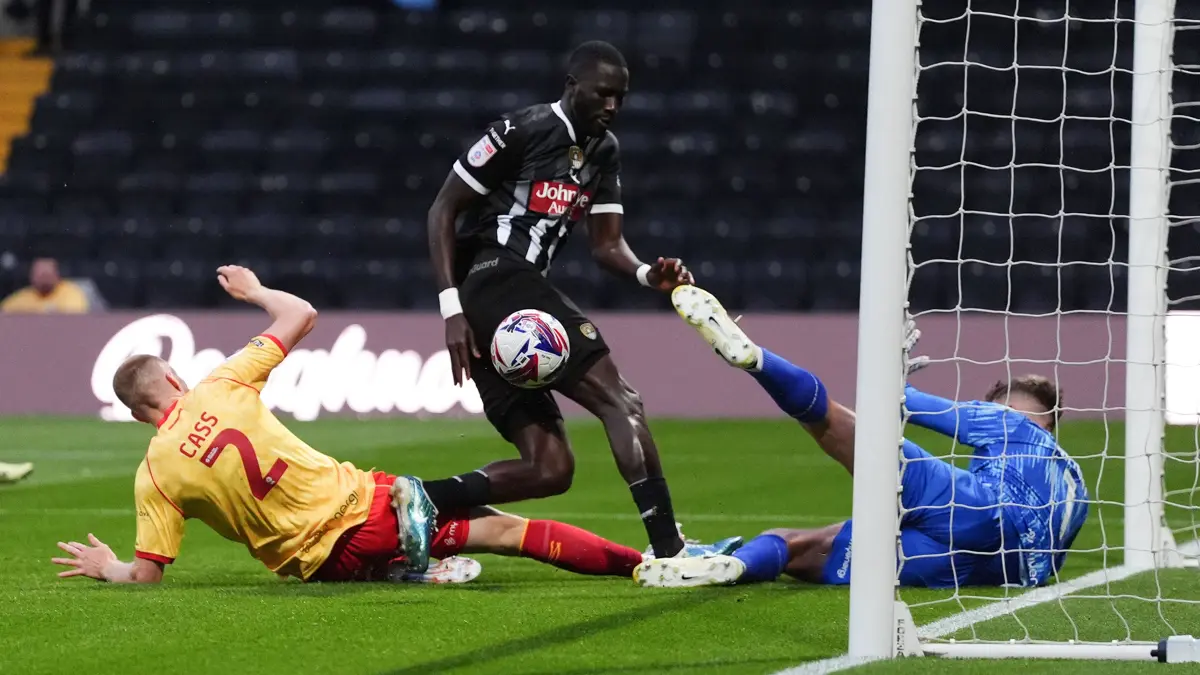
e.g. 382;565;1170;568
0;0;1134;311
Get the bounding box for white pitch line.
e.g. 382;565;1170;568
0;504;133;514
771;538;1200;675
770;655;882;675
0;507;843;524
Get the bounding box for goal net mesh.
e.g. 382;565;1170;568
903;0;1200;647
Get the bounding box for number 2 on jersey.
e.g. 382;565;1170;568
201;429;288;500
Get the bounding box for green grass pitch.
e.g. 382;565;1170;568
1;416;1197;674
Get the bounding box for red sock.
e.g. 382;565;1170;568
519;520;643;577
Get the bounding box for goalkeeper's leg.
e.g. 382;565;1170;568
671;285;853;473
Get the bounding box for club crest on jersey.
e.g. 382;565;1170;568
530;181;591;219
568;146;584;171
468;135;498;167
580;323;597;340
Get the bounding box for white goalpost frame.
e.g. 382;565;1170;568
848;0;1199;664
846;0;919;661
1125;0;1181;573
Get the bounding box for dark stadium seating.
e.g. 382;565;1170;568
0;0;1183;311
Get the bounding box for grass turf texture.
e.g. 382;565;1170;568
1;417;1197;674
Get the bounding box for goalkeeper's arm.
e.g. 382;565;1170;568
903;384;977;443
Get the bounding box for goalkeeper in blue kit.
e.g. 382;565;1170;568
634;286;1090;590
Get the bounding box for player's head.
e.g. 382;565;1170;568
563;40;628;138
113;354;189;424
30;257;61;295
984;375;1062;432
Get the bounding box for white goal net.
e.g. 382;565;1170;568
850;0;1200;663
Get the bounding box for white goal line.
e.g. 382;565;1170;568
771;538;1200;675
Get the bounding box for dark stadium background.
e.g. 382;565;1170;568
1;0;1174;315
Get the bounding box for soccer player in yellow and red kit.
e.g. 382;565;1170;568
51;265;646;585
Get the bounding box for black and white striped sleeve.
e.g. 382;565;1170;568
589;138;623;216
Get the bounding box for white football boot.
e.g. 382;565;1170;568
670;285;761;370
633;553;746;588
641;522;743;560
0;462;34;483
392;556;483;584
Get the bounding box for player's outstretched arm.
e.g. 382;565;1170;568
217;265;317;354
587;212;693;290
52;534;164;584
904;384;980;443
428;171;484;386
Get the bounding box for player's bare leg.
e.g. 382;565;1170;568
672;285;858;475
458;506;645;577
800;403;856;475
763;525;843;582
559;354;686;559
478;420;577;502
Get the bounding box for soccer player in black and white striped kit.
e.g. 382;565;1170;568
423;41;736;560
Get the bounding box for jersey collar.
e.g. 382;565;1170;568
156;400;179;429
550;101;577;143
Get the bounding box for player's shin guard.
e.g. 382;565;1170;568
731;534;790;583
519;520;644;577
423;470;491;512
751;349;828;424
629;476;684;558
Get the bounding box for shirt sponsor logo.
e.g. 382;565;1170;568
529;181;591;219
299;490;361;556
467;135;498;167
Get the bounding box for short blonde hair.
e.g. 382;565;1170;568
112;355;166;415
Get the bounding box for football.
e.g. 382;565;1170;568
490;309;571;389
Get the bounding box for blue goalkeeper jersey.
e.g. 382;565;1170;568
904;385;1090;586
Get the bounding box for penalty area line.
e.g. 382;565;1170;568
770;538;1200;675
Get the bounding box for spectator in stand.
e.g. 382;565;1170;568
1;257;89;313
3;0;78;56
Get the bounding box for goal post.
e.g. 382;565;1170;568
846;0;919;661
849;0;1200;663
1125;0;1174;574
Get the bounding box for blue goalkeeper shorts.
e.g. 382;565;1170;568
820;440;1010;588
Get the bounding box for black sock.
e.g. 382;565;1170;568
630;476;683;558
423;470;491;512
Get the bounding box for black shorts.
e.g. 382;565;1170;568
456;249;610;441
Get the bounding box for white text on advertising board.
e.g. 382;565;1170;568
90;315;484;421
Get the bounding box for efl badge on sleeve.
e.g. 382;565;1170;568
579;323;598;340
468;135;499;167
568;146;584;171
